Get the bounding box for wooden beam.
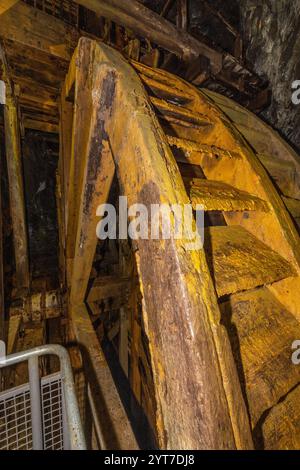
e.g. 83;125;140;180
70;136;115;305
0;1;78;60
73;0;265;100
87;276;130;303
71;303;138;449
0;111;5;342
177;0;188;31
57;88;74;288
22;117;59;134
1;45;29;290
17;78;58;110
4;97;30;289
65;40;116;305
65;44;96;265
72;0;223;73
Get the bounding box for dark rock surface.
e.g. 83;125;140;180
239;0;300;151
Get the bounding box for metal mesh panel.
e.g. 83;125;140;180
0;385;33;450
0;345;85;450
0;373;65;450
41;375;64;450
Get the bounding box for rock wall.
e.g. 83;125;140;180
239;0;300;151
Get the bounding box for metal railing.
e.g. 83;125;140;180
0;344;86;450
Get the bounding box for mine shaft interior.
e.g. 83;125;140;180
1;0;300;452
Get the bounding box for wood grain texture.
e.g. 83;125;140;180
205;226;294;297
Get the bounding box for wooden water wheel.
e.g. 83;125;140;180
61;38;300;450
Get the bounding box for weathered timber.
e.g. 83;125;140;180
57;88;73;288
67;48;116;303
61;41;300;449
261;385;300;450
73;0;266;100
257;154;297;199
69;134;115;304
68;39;253;449
205;225;294;297
71;303;138;449
6;314;21;355
190;179;269;212
10;290;62;323
204;89;300;200
10;323;45;387
4;96;29;289
73;0;223;71
65;42;97;265
22;118;58;133
0;119;4;342
0;1;78;60
87;276;130;303
220;287;300;429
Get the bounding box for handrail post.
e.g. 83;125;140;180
28;356;43;450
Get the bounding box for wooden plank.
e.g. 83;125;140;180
190;179;269;212
3;38;69;71
22;118;59;134
267;276;300;324
205;226;294;297
65;40;96;263
7;314;21;355
20;100;58;117
261;384;300;449
119;307;129;376
0;1;78;60
258;153;297;199
17;77;58;107
133;62;195;100
22;109;58;124
11;324;45;386
70;136;115;305
150;96;212;128
204;88;300;199
57;88;73;288
59;87;73;228
87;276;130;303
0;118;5;342
71;303;138;449
66;42;116;303
167;135;241;162
4;96;29;289
221;287;300;428
9;57;65;89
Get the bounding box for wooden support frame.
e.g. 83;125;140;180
71;303;138;449
1;45;29;290
73;0;223;73
69;135;115;304
0;106;5;342
62;38;253;449
63;42;116;301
